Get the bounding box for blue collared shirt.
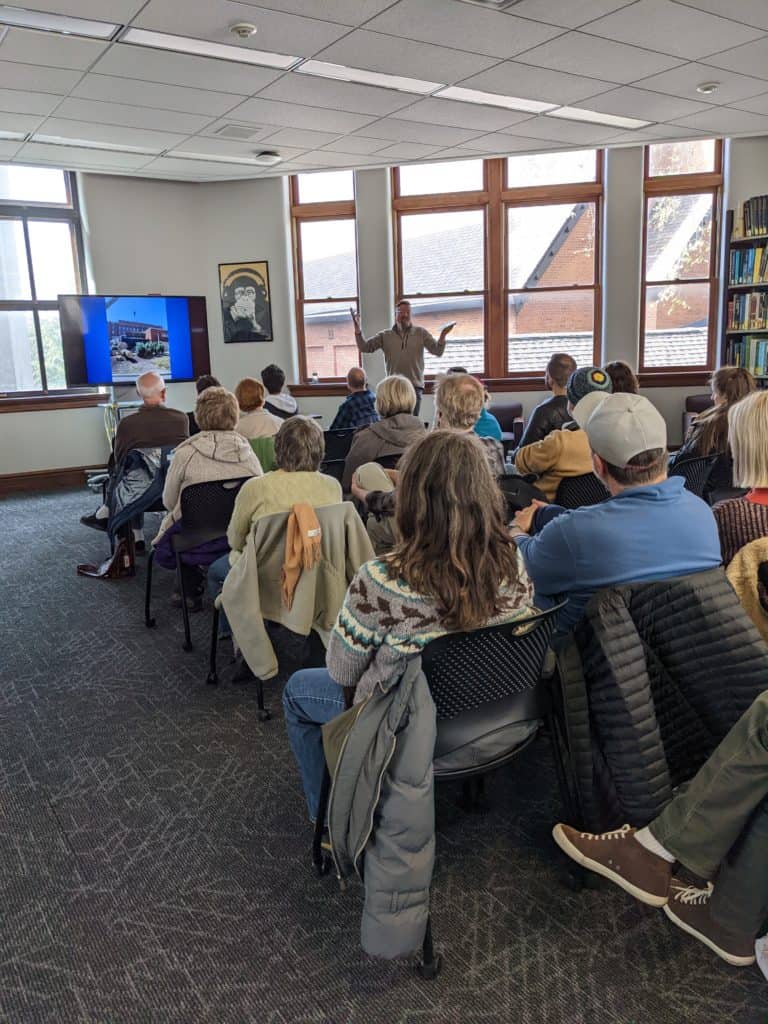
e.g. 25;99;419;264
329;389;379;431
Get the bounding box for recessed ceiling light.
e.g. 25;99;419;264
296;60;442;95
545;106;651;129
120;27;299;70
0;4;119;39
696;81;720;95
434;86;555;114
170;150;281;166
32;134;161;154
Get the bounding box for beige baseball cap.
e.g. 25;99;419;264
583;393;667;466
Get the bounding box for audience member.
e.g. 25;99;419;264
187;374;220;435
207;416;342;634
282;430;535;821
604;360;640;395
234;377;282;439
516;352;577;449
553;690;768;971
262;363;298;420
329;367;379;431
435;372;505;475
672;366;755;466
446;365;502;440
80;371;188;542
514;366;612;501
341;375;425;492
510;393;722;637
713;390;768;567
152;387;263;610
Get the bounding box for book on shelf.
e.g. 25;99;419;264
737;195;768;238
728;245;768;284
727;290;768;330
724;334;768;376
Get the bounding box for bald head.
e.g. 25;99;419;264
136;371;165;406
347;366;367;392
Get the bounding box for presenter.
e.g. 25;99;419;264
350;299;454;415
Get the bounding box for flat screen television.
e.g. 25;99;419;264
60;294;210;388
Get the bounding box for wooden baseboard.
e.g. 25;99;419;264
0;463;106;496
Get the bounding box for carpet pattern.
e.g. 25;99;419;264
1;488;766;1024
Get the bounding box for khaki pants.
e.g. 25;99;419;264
366;515;396;556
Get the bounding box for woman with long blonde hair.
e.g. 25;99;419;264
282;430;534;821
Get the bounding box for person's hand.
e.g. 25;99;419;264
438;322;455;342
513;499;547;535
383;469;399;485
350;308;361;334
350;479;369;504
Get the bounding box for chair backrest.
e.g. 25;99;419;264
668;454;717;499
490;401;523;433
249;436;277;472
320;459;345;483
178;477;250;534
496;473;548;516
375;452;402;470
555;473;610;509
324;428;357;461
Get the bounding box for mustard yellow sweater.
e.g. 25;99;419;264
514;426;593;502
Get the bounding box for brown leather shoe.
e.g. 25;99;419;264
664;878;756;966
552;823;672;907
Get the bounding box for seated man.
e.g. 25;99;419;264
329;367;379;431
516;351;577;449
262;363;298;420
553;690;768;974
510;393;722;637
514;366;612;502
80;371;189;545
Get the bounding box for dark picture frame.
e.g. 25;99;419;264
219;260;273;343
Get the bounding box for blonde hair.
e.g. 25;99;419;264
234;376;266;413
195;386;239;431
434;373;484;430
376;374;416;418
729;390;768;488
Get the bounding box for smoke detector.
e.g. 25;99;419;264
230;22;257;39
252;151;282;167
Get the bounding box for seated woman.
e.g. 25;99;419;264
282;430;536;822
604;360;639;395
341;374;426;492
207;416;342;633
234;376;283;440
152;386;263;609
672;366;755;467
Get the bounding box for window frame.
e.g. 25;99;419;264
0;171;90;408
290;174;360;385
639;140;723;380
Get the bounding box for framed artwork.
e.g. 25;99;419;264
219;261;273;343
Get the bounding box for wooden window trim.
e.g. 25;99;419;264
0;391;102;413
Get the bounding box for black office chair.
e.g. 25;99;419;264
323;429;357;462
668;454;717;500
497;473;548;516
374;452;402;470
144;477;250;651
554;473;610;509
320;459;345;483
311;602;569;979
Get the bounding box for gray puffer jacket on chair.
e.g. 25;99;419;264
324;656;437;959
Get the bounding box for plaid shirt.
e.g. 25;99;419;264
329;389;379;431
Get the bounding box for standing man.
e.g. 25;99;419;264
329;367;378;431
351;300;454;415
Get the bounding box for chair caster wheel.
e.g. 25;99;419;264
417;954;443;980
145;618;156;628
206;672;218;686
257;709;272;722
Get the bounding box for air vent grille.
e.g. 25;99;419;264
213;124;261;141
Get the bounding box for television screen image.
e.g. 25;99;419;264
60;295;210;388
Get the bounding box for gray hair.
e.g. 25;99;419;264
274;416;324;472
136;371;165;400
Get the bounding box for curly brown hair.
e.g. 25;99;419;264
387;431;522;631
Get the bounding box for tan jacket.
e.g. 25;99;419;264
356;323;444;389
514;425;593;502
342;413;426;491
221;502;374;680
726;537;768;643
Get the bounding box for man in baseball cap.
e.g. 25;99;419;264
510;392;721;637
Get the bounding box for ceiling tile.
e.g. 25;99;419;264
573;86;712;122
505;116;618;145
392;97;532;132
133;0;349;58
635;62;768;105
515;32;685;84
224;96;374;133
259;126;342;148
374;141;445;160
455;61;615;107
364;0;562;59
0;61;81;94
0;138;23;158
13;0;145;18
35;118;188;152
141;155;262;177
458;133;565;155
321;135;390;154
173;132;277;154
72;74;245;116
15;141;152;169
731;93;768;115
314;29;499;85
90;43;282;95
605;124;708;143
584;0;763;60
508;0;635;28
55;97;212;134
257;74;416;117
0;27;108;70
705;38;768;80
288;149;371;167
0;111;44;133
236;0;395;23
0;88;62;116
670;105;768;132
673;0;768;31
352;117;482;146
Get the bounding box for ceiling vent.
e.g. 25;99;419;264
212;123;262;141
454;0;525;9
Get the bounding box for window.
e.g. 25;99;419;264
291;171;359;381
641;141;722;372
398;160;484;197
506;149;598;188
0;166;86;397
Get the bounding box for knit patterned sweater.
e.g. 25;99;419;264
713;495;768;567
326;555;535;704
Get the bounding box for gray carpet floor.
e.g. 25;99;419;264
1;487;766;1024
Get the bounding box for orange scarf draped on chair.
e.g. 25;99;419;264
281;503;322;610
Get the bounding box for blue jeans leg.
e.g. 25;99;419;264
282;668;346;821
207;554;231;637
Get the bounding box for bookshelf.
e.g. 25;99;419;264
722;207;768;385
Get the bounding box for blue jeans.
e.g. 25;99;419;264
282;668;346;821
207;554;231;637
